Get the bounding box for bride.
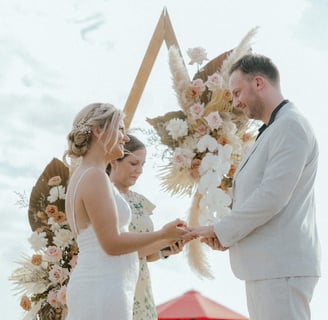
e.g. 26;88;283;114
63;102;190;319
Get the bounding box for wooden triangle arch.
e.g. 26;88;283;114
123;8;188;128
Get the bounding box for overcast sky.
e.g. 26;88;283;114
1;0;327;318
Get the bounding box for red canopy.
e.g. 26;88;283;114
157;290;248;320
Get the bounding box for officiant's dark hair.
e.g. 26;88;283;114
106;134;145;175
229;54;280;86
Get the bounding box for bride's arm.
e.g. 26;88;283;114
81;169;189;255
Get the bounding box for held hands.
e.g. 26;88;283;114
161;219;197;242
183;225;228;251
200;236;228;251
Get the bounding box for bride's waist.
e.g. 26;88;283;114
76;248;137;266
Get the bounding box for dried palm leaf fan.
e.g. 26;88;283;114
146;110;186;147
193;49;232;81
28;158;69;231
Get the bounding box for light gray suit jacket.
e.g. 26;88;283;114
214;102;321;281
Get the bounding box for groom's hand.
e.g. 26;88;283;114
200;236;228;251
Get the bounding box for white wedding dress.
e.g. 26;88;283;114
66;170;139;320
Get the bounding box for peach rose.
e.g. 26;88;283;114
185;79;205;99
31;254;42;266
217;135;230;146
242;132;253;142
20;295;31;311
223;89;232;102
46;204;59;217
53;211;67;224
227;164;237;178
48;176;62;186
189;158;201;180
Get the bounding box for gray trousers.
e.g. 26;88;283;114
245;276;319;320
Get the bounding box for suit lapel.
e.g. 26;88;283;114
234;133;264;179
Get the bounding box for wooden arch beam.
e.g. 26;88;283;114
123;8;186;128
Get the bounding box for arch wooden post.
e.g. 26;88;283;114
123;8;187;128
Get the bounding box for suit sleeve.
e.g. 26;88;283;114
214;116;316;247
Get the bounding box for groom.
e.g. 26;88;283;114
189;54;321;320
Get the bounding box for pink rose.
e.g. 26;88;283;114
56;286;67;305
69;255;78;268
204;112;222;130
46;246;63;263
49;265;69;284
47;289;61;308
189;102;204;120
187;47;208;65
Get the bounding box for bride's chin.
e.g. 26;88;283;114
107;149;123;161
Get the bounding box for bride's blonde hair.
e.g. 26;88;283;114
63;103;123;166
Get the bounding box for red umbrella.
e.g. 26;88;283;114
157;290;248;320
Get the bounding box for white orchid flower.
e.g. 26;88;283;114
197;134;218;153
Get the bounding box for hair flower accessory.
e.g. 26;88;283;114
73;120;91;135
147;27;260;278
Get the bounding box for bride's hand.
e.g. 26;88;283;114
161;219;190;241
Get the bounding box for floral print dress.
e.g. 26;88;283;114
123;190;157;320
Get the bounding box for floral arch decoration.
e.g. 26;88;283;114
147;27;260;278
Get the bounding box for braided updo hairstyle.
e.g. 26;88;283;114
63;103;124;165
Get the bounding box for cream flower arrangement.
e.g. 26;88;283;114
147;28;260;277
10;158;77;320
